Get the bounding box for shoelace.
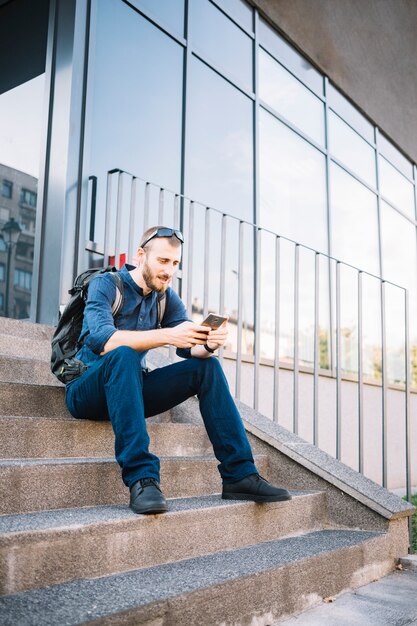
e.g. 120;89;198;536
140;477;161;491
254;474;269;484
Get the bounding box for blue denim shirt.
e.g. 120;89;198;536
75;264;190;369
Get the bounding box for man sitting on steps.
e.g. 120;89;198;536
65;226;292;514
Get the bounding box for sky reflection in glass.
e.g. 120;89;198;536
379;156;415;217
330;163;379;276
259;49;325;146
259;109;327;253
134;0;185;36
86;0;183;249
190;0;253;90
186;57;253;220
215;0;253;31
329;111;376;188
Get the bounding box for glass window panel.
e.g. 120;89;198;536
329;111;376;188
380;201;417;384
378;133;413;179
259;18;323;95
259;49;324;146
215;0;253;31
86;0;183;251
327;83;374;144
186;57;253;221
133;0;185;37
259;109;327;253
379;156;415;217
330;163;379;276
0;75;45;320
190;0;253;90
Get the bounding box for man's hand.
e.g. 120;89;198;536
206;321;228;350
167;321;210;348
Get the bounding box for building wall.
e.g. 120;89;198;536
255;0;417;164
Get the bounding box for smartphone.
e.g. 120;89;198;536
201;313;228;329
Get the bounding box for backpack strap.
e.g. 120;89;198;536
156;293;166;329
110;272;124;316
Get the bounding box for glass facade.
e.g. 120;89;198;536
77;0;417;386
3;0;413;388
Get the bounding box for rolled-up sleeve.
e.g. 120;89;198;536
83;275;118;354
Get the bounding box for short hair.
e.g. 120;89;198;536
139;225;182;251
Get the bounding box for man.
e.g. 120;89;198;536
66;226;291;514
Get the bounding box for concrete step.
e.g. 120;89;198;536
0;454;269;514
0;318;53;341
0;382;66;417
0;490;325;595
277;568;417;625
0;528;394;626
0;354;60;386
0;418;212;459
0;334;51;361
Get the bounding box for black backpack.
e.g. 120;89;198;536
51;266;166;384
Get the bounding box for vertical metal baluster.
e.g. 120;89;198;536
254;227;261;412
114;172;123;268
273;236;281;423
313;252;320;446
103;171;113;265
128;177;137;264
219;215;227;365
173;194;180;230
293;244;300;435
381;280;388;488
404;289;412;548
336;261;342;460
236;221;244;400
203;208;210;318
358;271;364;474
143;183;150;233
158;188;164;224
172;194;180;294
186;201;194;317
88;175;97;243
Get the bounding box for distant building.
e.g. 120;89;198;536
0;164;37;319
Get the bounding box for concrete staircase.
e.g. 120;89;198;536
0;318;414;626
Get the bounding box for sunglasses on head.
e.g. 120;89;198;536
140;228;184;249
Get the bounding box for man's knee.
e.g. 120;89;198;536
104;346;143;378
195;355;225;383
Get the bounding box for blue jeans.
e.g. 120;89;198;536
65;347;257;488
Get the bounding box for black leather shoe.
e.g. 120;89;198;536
129;478;168;514
222;473;292;502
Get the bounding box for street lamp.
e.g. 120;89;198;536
1;217;22;318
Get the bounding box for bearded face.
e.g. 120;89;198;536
141;256;171;293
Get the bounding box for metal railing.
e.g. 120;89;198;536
85;168;413;505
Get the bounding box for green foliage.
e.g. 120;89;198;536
403;495;417;553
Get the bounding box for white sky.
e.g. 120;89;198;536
0;74;46;179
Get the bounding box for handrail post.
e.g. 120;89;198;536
236;221;244;400
114;171;123;268
381;280;388;488
358;271;364;474
273;236;281;422
128;176;137;264
336;261;341;460
103;171;113;265
203;208;210;318
158;187;164;224
143;182;150;233
254;227;261;411
293;244;300;434
219;215;227;365
313;252;320;446
186;201;194;316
